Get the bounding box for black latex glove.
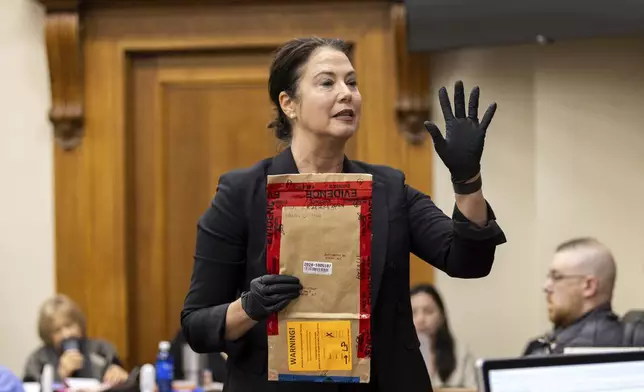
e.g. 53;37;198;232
424;80;497;183
240;274;302;321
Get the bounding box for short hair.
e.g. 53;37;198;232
37;294;86;346
555;236;604;253
555;237;616;299
267;36;350;142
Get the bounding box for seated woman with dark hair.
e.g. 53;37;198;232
23;294;128;384
410;284;476;389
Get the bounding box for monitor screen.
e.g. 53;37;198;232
486;356;644;392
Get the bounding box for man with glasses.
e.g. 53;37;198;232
522;237;623;356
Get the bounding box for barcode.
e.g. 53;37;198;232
303;261;333;276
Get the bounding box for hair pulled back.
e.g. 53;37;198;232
267;37;350;142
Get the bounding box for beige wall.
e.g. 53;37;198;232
0;0;54;375
430;37;644;360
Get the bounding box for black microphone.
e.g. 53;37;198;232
61;337;81;352
60;338;86;379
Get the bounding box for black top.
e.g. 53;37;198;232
523;304;639;356
181;148;506;392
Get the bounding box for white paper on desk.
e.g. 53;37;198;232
65;378;103;391
23;382;41;392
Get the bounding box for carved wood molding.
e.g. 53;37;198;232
392;3;430;145
59;0;388;6
40;0;84;150
38;0;404;151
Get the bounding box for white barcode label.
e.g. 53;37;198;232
303;261;333;276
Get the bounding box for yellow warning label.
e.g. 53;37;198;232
286;320;352;372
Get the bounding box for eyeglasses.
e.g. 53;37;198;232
546;271;587;283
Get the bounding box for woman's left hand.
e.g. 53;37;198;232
102;364;129;385
424;81;497;185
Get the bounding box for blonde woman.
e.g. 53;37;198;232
23;294;128;384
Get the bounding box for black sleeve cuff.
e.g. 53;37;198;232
452;202;507;244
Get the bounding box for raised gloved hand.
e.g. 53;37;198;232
424;81;497;192
240;274;302;321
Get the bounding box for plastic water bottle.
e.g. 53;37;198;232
139;364;156;392
40;364;53;392
156;341;174;392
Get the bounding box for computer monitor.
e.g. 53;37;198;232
477;351;644;392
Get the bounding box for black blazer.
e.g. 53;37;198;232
181;148;506;392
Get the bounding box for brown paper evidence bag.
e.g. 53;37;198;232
265;173;373;383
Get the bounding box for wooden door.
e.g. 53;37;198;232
128;50;274;366
128;49;359;365
45;1;433;367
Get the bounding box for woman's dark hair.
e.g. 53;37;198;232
267;37;350;142
410;284;456;383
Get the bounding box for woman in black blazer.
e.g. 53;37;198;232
181;37;506;392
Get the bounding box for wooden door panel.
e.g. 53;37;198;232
129;55;170;368
129;50;280;365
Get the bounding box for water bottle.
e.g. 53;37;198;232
182;343;206;386
139;364;156;392
40;364;53;392
156;341;174;392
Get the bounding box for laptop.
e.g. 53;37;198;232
476;351;644;392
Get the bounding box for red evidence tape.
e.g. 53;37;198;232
265;180;372;359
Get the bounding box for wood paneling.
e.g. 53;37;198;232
392;3;430;146
127;50;283;365
83;38;130;352
40;0;390;7
390;4;435;288
43;6;84;149
41;0;435;366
